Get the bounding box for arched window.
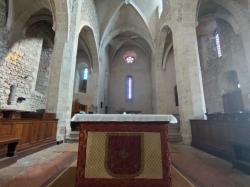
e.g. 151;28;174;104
126;75;133;101
215;31;222;58
83;67;88;80
79;67;89;93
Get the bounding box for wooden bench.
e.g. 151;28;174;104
0;137;19;157
0;137;19;168
232;144;250;174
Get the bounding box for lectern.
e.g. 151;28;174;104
72;114;177;187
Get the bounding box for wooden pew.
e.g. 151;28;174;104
0;110;57;168
190;114;250;174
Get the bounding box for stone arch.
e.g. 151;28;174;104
107;33;153;114
196;1;240;34
158;25;173;69
73;25;100;113
78;25;99;73
196;0;249;30
24;9;55;96
23;8;53;35
153;24;179;115
100;2;153;51
101;28;154;59
7;0;68;44
128;1;149;25
0;6;56;111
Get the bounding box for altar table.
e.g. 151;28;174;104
73;114;177;187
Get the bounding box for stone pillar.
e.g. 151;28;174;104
172;23;206;144
151;43;165;114
46;1;82;141
232;30;250;111
46;27;68;113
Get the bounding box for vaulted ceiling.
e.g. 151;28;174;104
94;0;163;40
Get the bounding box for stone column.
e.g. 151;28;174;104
172;23;206;144
151;42;165;114
46;26;68;113
46;0;82;141
231;29;250;111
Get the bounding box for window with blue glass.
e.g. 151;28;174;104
126;75;133;101
79;67;88;93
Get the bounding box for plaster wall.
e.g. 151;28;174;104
73;53;99;111
108;45;152;114
156;50;178;114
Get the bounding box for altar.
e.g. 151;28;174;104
72;114;177;187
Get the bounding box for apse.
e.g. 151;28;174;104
107;32;152;114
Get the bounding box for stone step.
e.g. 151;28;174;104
65;136;79;143
69;131;79;138
168;125;182;143
169;134;183;143
65;131;80;143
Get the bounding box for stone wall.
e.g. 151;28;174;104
0;29;7;65
73;51;98;110
0;38;46;111
108;45;152;114
0;0;7;27
198;19;250;113
155;50;179;114
26;21;54;96
0;0;7;64
0;9;54;111
81;0;99;45
35;48;53;95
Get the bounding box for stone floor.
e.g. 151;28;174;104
1;143;249;187
171;144;250;187
0;144;77;187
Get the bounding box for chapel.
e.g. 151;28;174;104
0;0;250;187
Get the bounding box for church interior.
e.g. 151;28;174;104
1;0;250;186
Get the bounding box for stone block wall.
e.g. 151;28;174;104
0;0;7;27
198;19;250;113
0;38;47;111
0;29;7;65
35;48;53;95
155;50;179;114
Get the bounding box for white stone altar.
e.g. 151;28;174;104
71;114;177;124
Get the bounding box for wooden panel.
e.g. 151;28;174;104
190;119;250;161
72;100;87;116
0;145;7;158
0;122;16;139
0;113;57;156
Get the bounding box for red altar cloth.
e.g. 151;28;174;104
75;122;172;187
